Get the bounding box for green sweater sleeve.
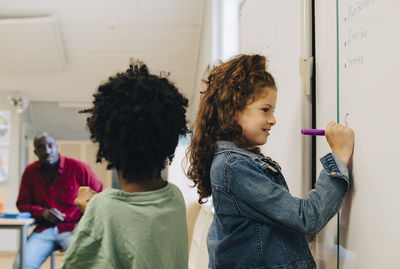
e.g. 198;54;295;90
60;229;114;269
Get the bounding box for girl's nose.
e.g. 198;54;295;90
269;114;276;126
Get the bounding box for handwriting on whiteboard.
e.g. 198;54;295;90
342;0;375;69
345;27;368;47
345;0;375;21
345;54;366;69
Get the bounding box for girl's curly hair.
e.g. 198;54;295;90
186;54;276;203
81;60;188;181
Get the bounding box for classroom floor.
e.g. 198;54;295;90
0;251;64;268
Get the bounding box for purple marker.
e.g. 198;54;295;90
301;129;325;136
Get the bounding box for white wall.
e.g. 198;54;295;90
172;0;213;250
239;0;306;197
188;0;214;123
0;91;25;251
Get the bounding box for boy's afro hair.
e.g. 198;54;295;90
81;60;188;181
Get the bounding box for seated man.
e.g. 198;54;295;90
14;132;103;269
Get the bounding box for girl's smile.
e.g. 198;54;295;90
262;128;271;135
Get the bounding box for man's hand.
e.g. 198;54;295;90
42;208;65;224
74;186;98;213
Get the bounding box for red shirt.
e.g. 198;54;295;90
16;154;103;233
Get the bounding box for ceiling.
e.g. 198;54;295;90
0;0;204;105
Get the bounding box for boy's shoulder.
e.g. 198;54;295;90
90;184;184;204
165;183;186;208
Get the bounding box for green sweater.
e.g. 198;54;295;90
61;183;188;269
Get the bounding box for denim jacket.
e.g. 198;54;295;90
207;141;350;269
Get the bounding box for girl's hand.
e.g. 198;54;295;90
325;121;355;165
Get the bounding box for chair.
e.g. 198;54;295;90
19;224;61;269
50;250;56;269
50;246;63;269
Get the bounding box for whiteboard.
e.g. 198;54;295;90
316;0;400;268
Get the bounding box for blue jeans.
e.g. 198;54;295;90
13;226;74;269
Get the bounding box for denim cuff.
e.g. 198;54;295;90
320;153;350;190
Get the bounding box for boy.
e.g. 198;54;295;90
61;60;189;268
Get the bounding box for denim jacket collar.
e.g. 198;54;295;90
215;140;281;172
215;141;262;160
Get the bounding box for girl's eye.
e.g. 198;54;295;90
262;108;269;112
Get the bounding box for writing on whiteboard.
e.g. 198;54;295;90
345;0;375;21
345;113;350;127
345;54;366;68
345;27;368;47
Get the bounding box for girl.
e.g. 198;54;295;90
187;54;354;269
